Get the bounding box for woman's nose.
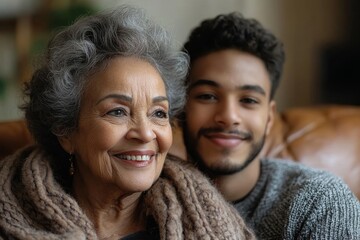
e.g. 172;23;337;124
214;100;241;127
126;117;156;143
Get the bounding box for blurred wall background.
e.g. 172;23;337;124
0;0;358;121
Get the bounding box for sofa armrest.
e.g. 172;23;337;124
1;105;360;200
265;105;360;199
0;119;34;159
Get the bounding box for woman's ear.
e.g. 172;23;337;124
57;135;73;154
265;100;276;136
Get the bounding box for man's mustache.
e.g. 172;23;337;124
198;127;252;140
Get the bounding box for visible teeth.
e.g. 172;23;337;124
118;155;151;161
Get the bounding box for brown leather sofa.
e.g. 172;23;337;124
1;105;360;200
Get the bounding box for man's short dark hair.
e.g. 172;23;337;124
183;12;285;99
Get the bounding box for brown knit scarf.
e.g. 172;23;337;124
0;147;255;240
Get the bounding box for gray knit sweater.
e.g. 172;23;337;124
234;159;360;239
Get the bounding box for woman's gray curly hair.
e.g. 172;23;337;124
22;5;189;157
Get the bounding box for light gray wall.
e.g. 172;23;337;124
93;0;345;110
0;0;345;120
91;0;280;48
92;0;345;111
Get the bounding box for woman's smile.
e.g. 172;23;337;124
113;150;157;167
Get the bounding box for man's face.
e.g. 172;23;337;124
184;49;275;176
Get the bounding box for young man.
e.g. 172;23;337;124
180;12;360;239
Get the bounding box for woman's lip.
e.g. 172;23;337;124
113;153;157;168
115;150;156;155
114;156;155;168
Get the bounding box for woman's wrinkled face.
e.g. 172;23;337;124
59;56;172;194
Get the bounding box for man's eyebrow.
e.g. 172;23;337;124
188;79;219;90
239;85;266;96
96;94;132;105
189;79;266;96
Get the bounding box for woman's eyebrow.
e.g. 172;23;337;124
153;96;168;103
96;94;132;105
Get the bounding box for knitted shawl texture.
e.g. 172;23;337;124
0;147;255;240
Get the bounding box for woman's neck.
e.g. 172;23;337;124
72;174;146;240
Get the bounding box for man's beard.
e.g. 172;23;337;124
183;125;266;177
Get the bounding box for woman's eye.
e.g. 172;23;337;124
106;108;127;117
154;110;168;119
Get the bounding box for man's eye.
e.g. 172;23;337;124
107;108;127;117
196;94;217;101
240;98;258;104
154;110;168;119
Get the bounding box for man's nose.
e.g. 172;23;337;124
214;99;241;128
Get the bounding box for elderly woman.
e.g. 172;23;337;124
0;5;255;240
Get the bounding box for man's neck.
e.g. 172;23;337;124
212;159;261;202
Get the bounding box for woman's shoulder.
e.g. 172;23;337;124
165;153;199;172
0;145;36;169
164;153;211;182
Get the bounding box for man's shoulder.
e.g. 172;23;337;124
240;158;360;239
262;158;338;182
261;158;358;206
237;158;341;210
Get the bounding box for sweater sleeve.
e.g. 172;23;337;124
292;174;360;239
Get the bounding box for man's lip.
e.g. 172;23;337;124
205;132;244;139
204;133;245;148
